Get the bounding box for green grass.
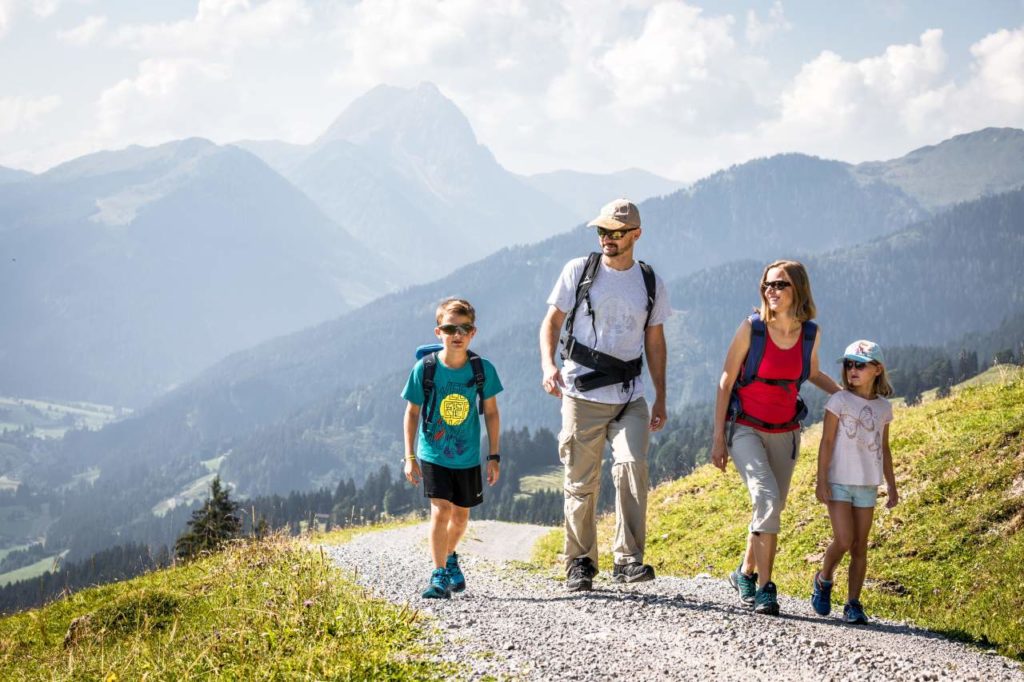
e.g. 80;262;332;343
0;533;453;680
0;396;124;439
535;368;1024;658
519;466;563;494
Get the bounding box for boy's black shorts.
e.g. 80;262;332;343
421;461;483;508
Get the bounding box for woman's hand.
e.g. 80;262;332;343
711;439;729;471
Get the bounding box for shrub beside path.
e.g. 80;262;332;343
324;520;1023;681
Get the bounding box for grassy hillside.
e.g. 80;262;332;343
535;368;1024;658
0;529;449;680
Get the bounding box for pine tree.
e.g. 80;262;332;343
174;477;242;561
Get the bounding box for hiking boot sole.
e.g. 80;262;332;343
728;573;756;605
612;571;655;584
566;579;593;592
450;582;466;593
754;602;780;616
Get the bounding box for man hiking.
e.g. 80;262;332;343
539;198;671;592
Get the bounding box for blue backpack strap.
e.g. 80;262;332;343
737;313;767;388
797;320;818;388
638;260;656;329
467;350;486;413
421;352;438;434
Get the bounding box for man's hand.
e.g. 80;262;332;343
487;460;500;486
404;458;421;486
649;398;667;432
542;363;565;398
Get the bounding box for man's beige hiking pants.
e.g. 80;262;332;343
559;395;650;567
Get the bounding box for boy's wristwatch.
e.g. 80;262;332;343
486;454;501;462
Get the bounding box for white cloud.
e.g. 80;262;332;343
0;94;61;134
112;0;310;54
57;14;106;46
968;27;1024;106
745;0;791;45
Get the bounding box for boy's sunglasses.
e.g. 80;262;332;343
843;359;877;370
439;323;475;336
596;227;639;240
761;280;792;291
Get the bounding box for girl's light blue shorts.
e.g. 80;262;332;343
829;483;877;508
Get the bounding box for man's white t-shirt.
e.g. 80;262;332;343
825;390;893;486
548;256;672;405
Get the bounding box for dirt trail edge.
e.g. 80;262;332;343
324;521;1022;681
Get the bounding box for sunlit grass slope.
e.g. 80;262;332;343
0;529;449;680
535;368;1024;658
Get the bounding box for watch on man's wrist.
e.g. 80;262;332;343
487;454;501;462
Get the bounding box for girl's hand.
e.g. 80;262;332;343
816;478;831;504
711;440;729;472
404;458;421;486
885;484;899;508
487;460;500;486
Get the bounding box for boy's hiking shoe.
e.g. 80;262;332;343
566;557;597;592
811;571;833;616
446;552;466;593
612;561;655;583
843;599;869;625
728;566;758;606
754;581;780;615
421;568;451;599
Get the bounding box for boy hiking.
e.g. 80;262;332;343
402;298;503;599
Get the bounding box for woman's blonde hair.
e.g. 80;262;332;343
759;259;816;323
842;362;894;398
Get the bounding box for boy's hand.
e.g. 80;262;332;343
404;458;421;486
815;478;831;504
885;484;899;508
486;460;500;486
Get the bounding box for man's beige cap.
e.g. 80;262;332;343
587;198;641;230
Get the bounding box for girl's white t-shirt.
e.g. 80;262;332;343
825;390;893;486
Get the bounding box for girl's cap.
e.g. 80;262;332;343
840;339;885;365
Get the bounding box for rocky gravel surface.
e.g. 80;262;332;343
324;521;1024;681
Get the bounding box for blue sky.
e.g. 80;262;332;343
2;1;1022;180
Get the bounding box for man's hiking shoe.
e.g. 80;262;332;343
612;561;655;584
728;566;758;606
421;568;451;599
566;557;597;592
811;571;833;616
843;599;869;625
446;552;466;593
754;581;780;615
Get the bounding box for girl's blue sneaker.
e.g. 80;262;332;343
421;568;451;599
446;552;466;593
811;571;833;616
843;599;869;625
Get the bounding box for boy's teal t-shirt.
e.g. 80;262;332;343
402;355;503;470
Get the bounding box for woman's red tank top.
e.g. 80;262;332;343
735;328;803;433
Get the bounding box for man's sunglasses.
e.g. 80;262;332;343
438;323;475;336
843;359;876;370
596;227;639;240
761;280;792;291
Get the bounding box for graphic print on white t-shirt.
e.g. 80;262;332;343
825;390;892;486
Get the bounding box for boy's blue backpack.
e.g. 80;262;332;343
725;313;817;446
415;344;486;436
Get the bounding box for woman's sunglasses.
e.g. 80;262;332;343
761;280;792;291
843;359;877;370
438;323;475;336
596;227;639;240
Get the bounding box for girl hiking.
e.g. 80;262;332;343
811;339;899;624
712;260;840;616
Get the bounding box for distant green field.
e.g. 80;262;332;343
0;396;127;439
519;466;562;494
0;551;66;587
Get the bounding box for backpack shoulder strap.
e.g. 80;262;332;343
738;313;767;388
638;260;656;329
798;320;818;388
420;352;438;433
564;252;602;339
467;350;486;412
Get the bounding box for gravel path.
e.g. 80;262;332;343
324;521;1023;681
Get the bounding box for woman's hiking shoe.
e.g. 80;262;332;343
566;557;597;592
421;568;451;599
811;571;833;616
754;581;780;615
612;561;656;583
843;599;869;625
728;566;758;605
446;552;466;593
